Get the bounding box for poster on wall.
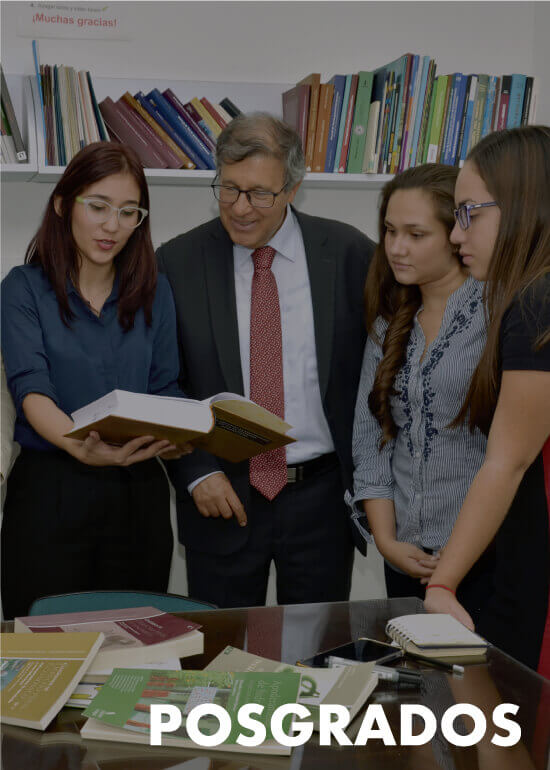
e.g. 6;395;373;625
17;2;130;40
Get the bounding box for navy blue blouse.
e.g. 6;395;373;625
1;264;184;451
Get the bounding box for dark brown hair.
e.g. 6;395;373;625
25;141;156;331
453;125;550;434
365;163;459;446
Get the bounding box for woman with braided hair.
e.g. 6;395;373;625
349;163;492;610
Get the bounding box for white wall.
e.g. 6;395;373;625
1;1;548;603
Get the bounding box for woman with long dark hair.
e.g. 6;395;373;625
425;126;550;677
1;142;191;618
350;163;491;608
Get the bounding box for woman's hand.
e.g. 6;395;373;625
381;540;440;579
424;586;474;630
68;431;177;467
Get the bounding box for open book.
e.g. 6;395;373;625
386;614;489;659
65;390;295;463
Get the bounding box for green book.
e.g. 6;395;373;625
346;70;374;173
426;75;449;163
82;668;301;755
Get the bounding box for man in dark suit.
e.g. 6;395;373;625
158;113;375;608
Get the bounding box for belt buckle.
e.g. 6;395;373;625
287;467;297;483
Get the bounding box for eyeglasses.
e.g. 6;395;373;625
211;183;286;208
75;196;148;229
453;201;498;230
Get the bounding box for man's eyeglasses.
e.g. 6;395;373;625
453;201;498;230
211;184;286;209
75;197;148;229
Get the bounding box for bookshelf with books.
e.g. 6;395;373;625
0;73;38;181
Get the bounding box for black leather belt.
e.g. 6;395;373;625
286;452;338;483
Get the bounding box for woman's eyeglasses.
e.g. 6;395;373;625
453;201;498;230
76;197;148;229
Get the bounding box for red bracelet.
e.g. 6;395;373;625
426;584;456;595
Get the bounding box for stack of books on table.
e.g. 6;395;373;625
283;55;537;175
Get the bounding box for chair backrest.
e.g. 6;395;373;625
28;590;216;616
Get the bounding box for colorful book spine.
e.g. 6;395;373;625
467;74;488;154
162;89;216;152
426;75;448;163
389;53;413;173
520;77;534;126
145;89;214;169
398;53;420;172
0;66;27;161
135;91;204;168
219;97;241;118
506;74;527;128
324;74;346;172
32;40;48;162
334;75;352;172
416;60;436;166
117;97;182;169
200;97;227;129
496;75;512;130
311;82;333;172
190;96;222;139
408;56;432;171
457;75;477;167
480;75;498;138
347;70;374;173
337;73;358;172
436;75;453;162
99;96;168;168
86;72;109;142
298;73;321;172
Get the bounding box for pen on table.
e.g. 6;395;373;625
403;652;464;675
375;650;404;666
373;665;422;685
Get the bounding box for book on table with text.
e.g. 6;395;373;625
14;606;204;683
81;668;301;755
0;632;104;730
205;645;378;728
65;389;296;463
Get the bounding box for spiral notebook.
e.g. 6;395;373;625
386;614;489;659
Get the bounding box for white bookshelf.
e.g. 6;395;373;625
0;74;38;181
26;74;391;190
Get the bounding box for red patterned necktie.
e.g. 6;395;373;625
249;246;287;500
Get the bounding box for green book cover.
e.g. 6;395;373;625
426;75;449;163
83;668;300;753
346;70;374;173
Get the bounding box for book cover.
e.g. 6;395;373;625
347;70;374;174
297;73;321;172
466;73;487;155
98;96;168;169
506;74;527;129
337;73;358;172
219;97;242;118
457;74;477;167
496;75;512;131
0;66;27;161
82;668;301;755
162;89;216;152
205;645;378;728
146;89;214;169
311;82;334;172
324;74;346;172
426;75;448;163
117;97;180;169
0;632;104;730
64;389;295;463
121;91;191;169
200;96;228;129
14;606;203;682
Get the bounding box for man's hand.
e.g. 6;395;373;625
381;540;440;579
191;473;247;526
424;587;475;630
69;431;175;467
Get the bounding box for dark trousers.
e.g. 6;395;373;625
185;461;354;608
1;449;173;619
384;543;497;624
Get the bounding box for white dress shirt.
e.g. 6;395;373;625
188;206;334;493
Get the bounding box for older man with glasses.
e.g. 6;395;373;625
157;112;375;608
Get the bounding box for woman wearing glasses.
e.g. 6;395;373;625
1;142;192;617
350;163;491;608
425;126;550;676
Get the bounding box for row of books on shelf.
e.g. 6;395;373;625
0;65;28;165
32;43;243;169
284;54;537;175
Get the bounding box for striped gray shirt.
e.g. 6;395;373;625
349;276;487;551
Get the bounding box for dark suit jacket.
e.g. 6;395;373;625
157;208;375;556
